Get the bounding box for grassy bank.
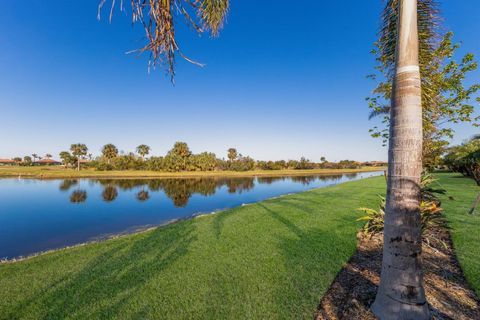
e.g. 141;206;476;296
0;166;385;179
437;173;480;295
0;176;386;319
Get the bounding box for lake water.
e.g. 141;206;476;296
0;171;382;260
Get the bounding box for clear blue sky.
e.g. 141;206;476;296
0;1;479;161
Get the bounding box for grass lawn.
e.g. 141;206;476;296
436;172;480;295
0;176;386;320
0;166;385;179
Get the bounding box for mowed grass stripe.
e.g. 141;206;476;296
437;173;480;295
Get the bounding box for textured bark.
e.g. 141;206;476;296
371;0;431;319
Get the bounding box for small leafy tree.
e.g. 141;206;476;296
59;151;73;168
146;156;165;171
23;156;32;166
190;152;217;171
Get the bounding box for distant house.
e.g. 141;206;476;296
0;159;17;166
35;159;62;166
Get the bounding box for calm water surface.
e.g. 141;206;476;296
0;171;382;259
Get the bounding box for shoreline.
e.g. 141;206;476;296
0;174;383;264
0;166;386;179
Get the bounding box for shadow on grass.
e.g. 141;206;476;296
256;202;361;317
213;207;238;240
6;222;197;320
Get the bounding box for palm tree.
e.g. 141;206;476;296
45;154;52;160
70;143;88;171
59;151;72;168
31;153;38;164
371;1;430;318
169;142;192;170
99;0;230;78
227;148;237;162
102;143;119;164
136;144;151;161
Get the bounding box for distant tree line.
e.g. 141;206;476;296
5;142;387;171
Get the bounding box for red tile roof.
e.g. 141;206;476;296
0;159;17;164
35;159;61;164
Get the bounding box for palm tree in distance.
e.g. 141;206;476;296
98;0;230;79
45;154;52;160
31;153;38;163
102;144;119;164
104;0;432;318
136;145;151;161
227;148;237;162
170;142;192;170
70;144;88;171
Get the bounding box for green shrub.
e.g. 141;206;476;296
357;172;447;246
357;196;385;236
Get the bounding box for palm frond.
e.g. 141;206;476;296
194;0;229;36
368;105;391;120
98;0;229;78
380;0;441;74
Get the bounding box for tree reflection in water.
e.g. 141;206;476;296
59;179;79;192
136;190;150;202
102;186;118;202
59;175;336;208
70;190;87;203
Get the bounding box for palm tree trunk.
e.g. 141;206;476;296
372;0;430;319
77;158;80;171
